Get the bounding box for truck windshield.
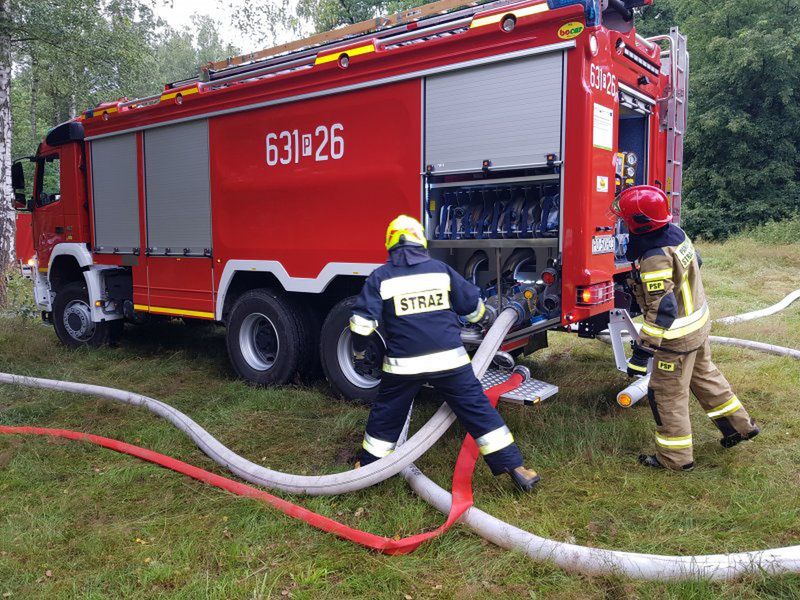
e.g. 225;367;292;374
37;154;61;207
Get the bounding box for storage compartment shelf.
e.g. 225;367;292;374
429;238;558;249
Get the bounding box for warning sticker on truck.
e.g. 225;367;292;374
592;235;615;255
592;103;614;151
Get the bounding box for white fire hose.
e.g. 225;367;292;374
1;290;798;579
616;289;800;406
403;288;800;580
0;307;520;496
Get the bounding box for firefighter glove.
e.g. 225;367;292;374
353;350;371;377
627;343;653;377
479;304;498;329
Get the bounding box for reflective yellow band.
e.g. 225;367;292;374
362;433;395;458
470;2;548;28
383;347;470;375
379;273;451;300
465;299;486;324
655;433;693;449
476;426;514;455
350;314;378;336
707;396;743;419
681;278;694;315
641;268;673;282
627;361;648;373
315;43;375;65
134;304;215;320
641;303;710;340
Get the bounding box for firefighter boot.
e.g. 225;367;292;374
720;423;760;449
508;466;541;492
638;454;695;472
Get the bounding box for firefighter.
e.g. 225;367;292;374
349;215;540;492
611;186;760;471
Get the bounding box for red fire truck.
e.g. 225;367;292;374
12;0;687;401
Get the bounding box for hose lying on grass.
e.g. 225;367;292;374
0;373;524;556
0;290;798;579
0;307;518;496
403;288;800;580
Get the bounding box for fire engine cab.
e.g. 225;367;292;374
12;0;687;402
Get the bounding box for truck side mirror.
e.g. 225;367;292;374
13;192;31;211
11;161;24;191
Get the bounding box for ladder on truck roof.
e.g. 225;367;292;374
649;27;688;226
182;0;532;85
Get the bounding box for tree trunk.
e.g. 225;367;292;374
0;0;15;307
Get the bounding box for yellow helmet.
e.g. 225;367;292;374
385;215;428;251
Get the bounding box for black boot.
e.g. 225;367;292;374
721;425;760;448
638;454;695;472
508;466;541;492
638;454;664;469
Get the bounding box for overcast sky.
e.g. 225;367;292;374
156;0;302;55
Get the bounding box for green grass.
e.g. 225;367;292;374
1;225;799;599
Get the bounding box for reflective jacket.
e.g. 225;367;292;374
626;224;710;353
350;252;485;375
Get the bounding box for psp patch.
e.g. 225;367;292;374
394;289;450;316
646;281;666;293
658;361;676;372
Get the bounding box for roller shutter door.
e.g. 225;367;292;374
91;134;140;254
425;52;565;174
144;120;211;256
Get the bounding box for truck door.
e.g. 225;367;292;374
32;151;65;267
141;120;215;319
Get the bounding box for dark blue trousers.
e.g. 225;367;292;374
360;365;524;475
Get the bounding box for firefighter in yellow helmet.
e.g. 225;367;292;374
349;215;540;491
612;186;760;471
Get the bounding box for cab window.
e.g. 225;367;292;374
36;154;61;207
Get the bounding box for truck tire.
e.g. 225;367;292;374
320;297;385;403
52;281;122;348
226;288;305;386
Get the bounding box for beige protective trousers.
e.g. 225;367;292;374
648;337;757;470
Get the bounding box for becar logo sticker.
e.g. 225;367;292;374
558;21;585;40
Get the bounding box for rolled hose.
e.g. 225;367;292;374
403;289;800;580
0;307;519;496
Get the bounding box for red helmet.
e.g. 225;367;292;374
610;185;672;235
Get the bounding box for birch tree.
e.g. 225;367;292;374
0;0;13;307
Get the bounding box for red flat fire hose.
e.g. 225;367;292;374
0;373;522;555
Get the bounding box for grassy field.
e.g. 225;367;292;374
1;223;799;599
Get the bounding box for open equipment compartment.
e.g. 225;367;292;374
419;47;567;345
613;87;654;264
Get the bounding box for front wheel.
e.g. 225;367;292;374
52;282;122;348
320;297;385;403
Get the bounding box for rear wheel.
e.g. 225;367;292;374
225;288;305;386
52;282;122;348
320;297;385;403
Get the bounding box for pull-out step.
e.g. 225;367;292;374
481;369;558;406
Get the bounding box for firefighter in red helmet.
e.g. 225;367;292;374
611;186;759;471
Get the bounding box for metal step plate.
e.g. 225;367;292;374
481;369;559;406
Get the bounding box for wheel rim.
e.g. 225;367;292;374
239;313;280;371
337;328;384;389
63;299;95;341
